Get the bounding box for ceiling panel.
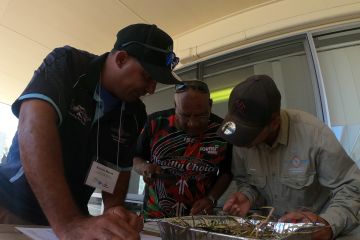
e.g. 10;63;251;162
1;0;142;53
121;0;275;36
0;25;48;80
0;0;276;104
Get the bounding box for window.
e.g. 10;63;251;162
0;102;18;164
202;36;319;120
130;23;360;207
314;27;360;166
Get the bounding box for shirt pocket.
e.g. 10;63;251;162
248;174;266;188
280;173;315;190
245;158;266;188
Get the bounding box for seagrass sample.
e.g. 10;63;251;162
157;215;325;240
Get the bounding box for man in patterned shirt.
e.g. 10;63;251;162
133;80;232;219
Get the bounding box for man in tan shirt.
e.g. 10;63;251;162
217;75;360;239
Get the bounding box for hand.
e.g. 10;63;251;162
142;163;162;184
279;211;333;240
190;197;215;215
57;206;143;240
223;192;251;216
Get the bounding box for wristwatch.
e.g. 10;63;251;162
207;195;217;207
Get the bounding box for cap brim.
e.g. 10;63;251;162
217;113;264;147
141;61;181;85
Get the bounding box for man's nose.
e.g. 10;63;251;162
187;117;200;127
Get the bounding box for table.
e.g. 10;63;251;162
0;223;161;240
1;222;359;239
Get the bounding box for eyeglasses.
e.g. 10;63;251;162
175;81;209;93
121;41;179;70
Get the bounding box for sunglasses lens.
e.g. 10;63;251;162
175;81;209;93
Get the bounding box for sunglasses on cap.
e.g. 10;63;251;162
175;81;209;93
121;41;179;70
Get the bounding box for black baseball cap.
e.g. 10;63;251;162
114;23;181;84
217;75;281;146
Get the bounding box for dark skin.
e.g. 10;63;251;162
223;113;333;240
133;89;232;216
18;50;157;240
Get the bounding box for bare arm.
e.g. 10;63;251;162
207;173;233;201
18;100;80;231
190;173;232;215
102;171;131;210
19;100;142;240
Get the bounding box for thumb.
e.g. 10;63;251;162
223;197;235;212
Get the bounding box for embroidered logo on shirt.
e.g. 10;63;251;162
68;102;91;126
199;145;219;155
287;155;310;174
183;137;195;144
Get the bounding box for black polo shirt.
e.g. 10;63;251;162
0;46;146;224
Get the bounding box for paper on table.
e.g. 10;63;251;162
16;227;161;240
15;227;58;240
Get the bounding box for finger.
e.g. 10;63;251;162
226;204;238;216
128;215;143;232
190;206;202;215
112;207;143;231
279;212;303;223
231;206;245;216
105;217;140;240
223;198;235;212
190;201;203;214
98;229;114;240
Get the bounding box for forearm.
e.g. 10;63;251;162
19;100;81;233
102;171;130;211
317;129;360;237
319;180;360;237
207;173;232;200
235;178;259;206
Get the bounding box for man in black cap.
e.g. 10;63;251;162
0;23;180;240
218;75;360;239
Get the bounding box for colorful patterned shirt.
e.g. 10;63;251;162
135;108;232;219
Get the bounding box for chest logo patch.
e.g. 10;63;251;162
287;155;310;174
68;102;91;126
199;145;219;155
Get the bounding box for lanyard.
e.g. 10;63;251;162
95;77;124;169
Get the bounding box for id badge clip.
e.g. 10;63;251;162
85;161;119;194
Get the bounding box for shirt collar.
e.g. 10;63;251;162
276;110;289;146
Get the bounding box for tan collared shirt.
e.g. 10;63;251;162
233;109;360;237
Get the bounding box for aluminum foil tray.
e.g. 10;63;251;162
156;215;324;240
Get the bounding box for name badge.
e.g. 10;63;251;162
85;161;119;194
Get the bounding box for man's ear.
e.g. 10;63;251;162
209;98;213;108
115;51;128;68
270;113;281;129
